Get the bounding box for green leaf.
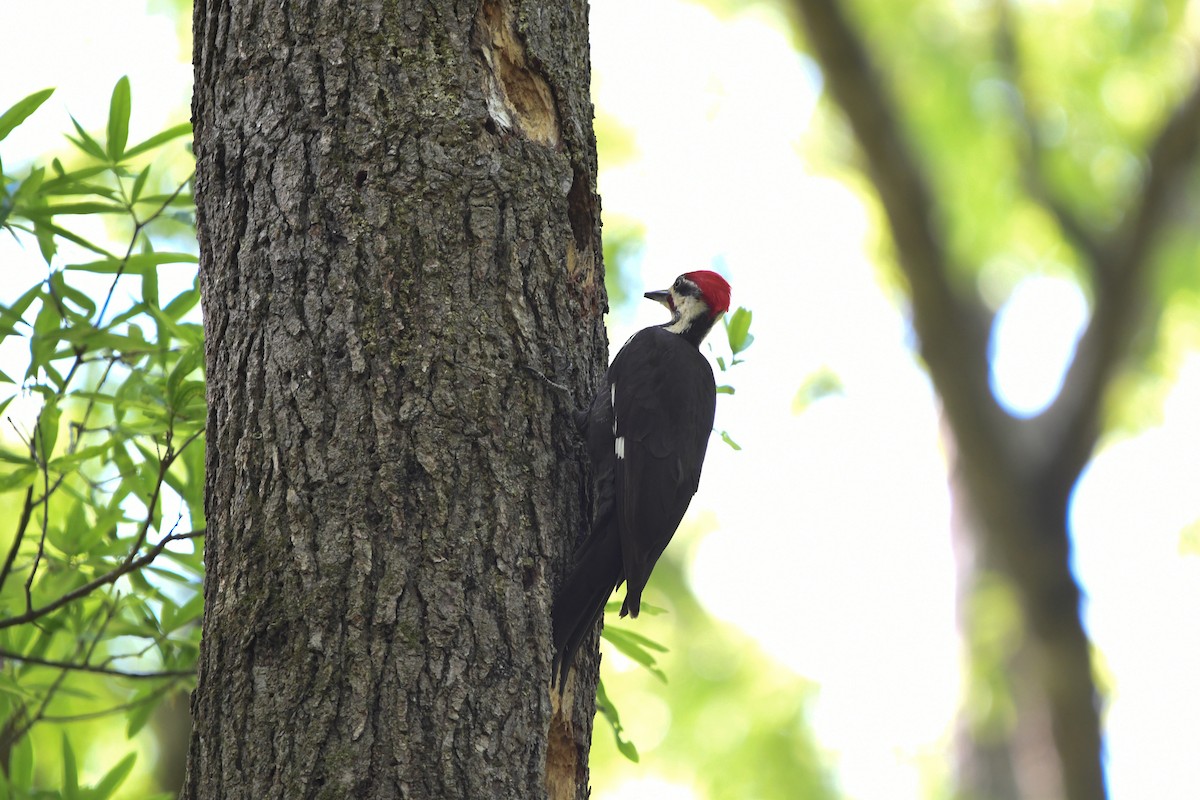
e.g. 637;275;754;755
68;115;108;161
142;251;160;309
0;88;54;142
130;165;151;204
89;752;137;800
40;164;109;193
724;306;754;355
602;624;668;683
163;281;201;320
35;399;61;461
716;384;735;395
719;430;741;451
31;220;115;258
0;448;32;468
595;678;640;763
604;599;667;616
0;281;44;332
106;77;131;162
67;252;197;275
123;679;182;739
48;270;95;322
8;731;33;790
28;296;62;380
62;733;79;799
11;166;45;206
23;201;127;218
124;121;192;160
792;367;844;414
34;220;57;265
168;345;205;397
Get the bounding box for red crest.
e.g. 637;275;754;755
684;270;731;317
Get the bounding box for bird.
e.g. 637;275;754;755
552;270;731;689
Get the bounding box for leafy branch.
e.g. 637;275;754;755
0;78;202;783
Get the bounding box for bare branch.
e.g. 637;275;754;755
791;0;1010;464
993;1;1104;265
1042;77;1200;489
1116;79;1200;271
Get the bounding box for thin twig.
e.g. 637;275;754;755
96;173;194;328
8;600;119;745
0;529;204;630
24;432;53;613
0;487;36;595
0;647;194;680
39;681;179;724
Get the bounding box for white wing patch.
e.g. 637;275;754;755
615;436;626;459
611;383;618;435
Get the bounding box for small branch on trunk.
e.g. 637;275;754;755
1041;77;1200;493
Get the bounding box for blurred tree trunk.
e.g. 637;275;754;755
791;1;1200;798
184;0;607;797
949;438;1059;800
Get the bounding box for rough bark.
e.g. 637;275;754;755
185;1;606;798
791;1;1200;798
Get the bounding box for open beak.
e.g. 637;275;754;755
644;289;671;309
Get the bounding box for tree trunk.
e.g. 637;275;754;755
185;1;606;797
792;2;1200;797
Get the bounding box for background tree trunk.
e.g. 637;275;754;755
185;1;606;797
791;1;1200;797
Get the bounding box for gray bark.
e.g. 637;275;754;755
185;1;606;797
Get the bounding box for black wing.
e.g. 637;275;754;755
551;376;624;688
610;327;716;617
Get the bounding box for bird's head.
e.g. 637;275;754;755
644;270;731;344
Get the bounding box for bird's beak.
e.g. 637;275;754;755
644;289;671;308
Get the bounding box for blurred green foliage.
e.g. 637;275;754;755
806;0;1200;433
793;1;1200;794
0;80;198;798
592;518;838;800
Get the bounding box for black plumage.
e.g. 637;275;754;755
552;271;730;689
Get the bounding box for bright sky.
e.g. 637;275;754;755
3;1;1200;798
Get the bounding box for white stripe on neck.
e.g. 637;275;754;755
665;293;708;334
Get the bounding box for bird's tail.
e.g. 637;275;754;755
551;524;623;691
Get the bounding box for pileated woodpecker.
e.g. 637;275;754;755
553;270;731;688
